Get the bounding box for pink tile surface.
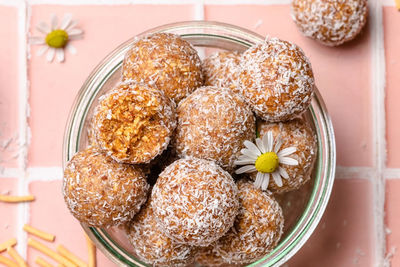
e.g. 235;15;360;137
0;178;18;242
288;179;374;267
28;180;113;266
385;179;400;267
28;4;196;167
384;7;400;168
0;7;19;168
205;5;373;167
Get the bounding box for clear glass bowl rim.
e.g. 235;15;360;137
62;20;336;267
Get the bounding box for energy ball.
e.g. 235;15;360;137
175;86;255;171
291;0;368;46
202;51;241;95
214;179;284;264
127;198;194;267
151;158;239;247
253;118;317;193
93;81;176;164
122;32;203;103
195;246;227;267
239;38;315;122
63;147;149;227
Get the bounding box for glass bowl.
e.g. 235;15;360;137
62;21;336;267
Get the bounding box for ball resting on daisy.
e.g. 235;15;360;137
30;13;83;63
235;118;317;194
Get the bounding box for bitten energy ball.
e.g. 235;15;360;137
202;51;241;95
93;81;176;164
291;0;368;46
63;147;149;227
122;32;203;103
239;38;314;122
151;158;239;247
127;198;194;267
214;179;284;264
253;118;317;193
175;86;255;171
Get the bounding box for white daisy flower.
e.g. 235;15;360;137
29;13;83;63
234;131;298;191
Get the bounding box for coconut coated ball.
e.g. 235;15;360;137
151;158;239;247
93;81;176;164
239;38;314;122
175;86;255;171
122;32;203;103
63;147;149;227
213;179;284;264
127;198;194;267
202;51;241;95
253;118;317;193
291;0;368;46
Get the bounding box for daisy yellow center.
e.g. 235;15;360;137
45;29;68;48
255;152;279;173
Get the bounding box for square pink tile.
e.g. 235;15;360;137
28;180;113;266
0;178;18;242
385;179;400;267
205;5;373;167
28;4;197;167
288;179;373;266
0;6;19;168
383;7;400;168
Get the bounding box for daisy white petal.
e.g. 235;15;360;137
50;14;58;30
65;20;78;31
69;34;84;41
29;37;45;45
66;43;77;55
234;159;256;166
267;131;274;151
279;167;289;179
278;147;297;157
240;148;259;160
235;165;257;174
68;28;83;36
254;172;264;189
36;46;48;56
261;132;269;152
243;140;261;155
255;138;266;154
46;47;56;62
56;48;65;62
36;22;50;34
280;157;299;166
60;13;72;30
272;171;283;187
274;137;283;153
261;173;270;190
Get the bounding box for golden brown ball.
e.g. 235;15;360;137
202;51;241;95
213;179;284;264
151;158;239;247
63;147;149;227
122;32;203;103
195;245;228;267
251;118;317;193
93;81;176;164
127;198;194;267
175;86;255;171
291;0;368;46
239;38;314;122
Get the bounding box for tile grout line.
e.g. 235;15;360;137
370;0;387;266
16;0;30;260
